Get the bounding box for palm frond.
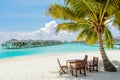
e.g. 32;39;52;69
46;3;90;23
46;4;76;21
85;31;98;45
47;0;120;49
103;27;114;48
64;0;91;18
77;27;97;45
77;30;87;41
112;11;120;30
56;22;90;33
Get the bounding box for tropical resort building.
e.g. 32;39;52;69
1;39;63;49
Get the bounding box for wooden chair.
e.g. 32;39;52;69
84;55;88;70
57;58;67;75
89;57;98;72
70;60;86;77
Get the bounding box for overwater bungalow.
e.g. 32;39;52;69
1;39;19;49
1;39;63;49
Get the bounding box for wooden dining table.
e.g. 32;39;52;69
66;59;80;68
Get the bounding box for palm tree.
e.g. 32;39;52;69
46;0;120;72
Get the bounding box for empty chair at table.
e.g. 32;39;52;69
70;60;86;77
89;57;98;72
57;58;68;75
84;55;88;70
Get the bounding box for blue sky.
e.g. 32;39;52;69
0;0;63;31
0;0;78;43
0;0;120;43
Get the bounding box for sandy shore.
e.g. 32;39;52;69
0;50;120;80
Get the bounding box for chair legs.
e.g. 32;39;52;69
89;64;98;72
83;69;86;76
80;69;81;74
59;66;67;75
70;69;73;76
76;69;77;77
71;69;86;77
70;65;73;76
89;67;91;72
96;65;98;72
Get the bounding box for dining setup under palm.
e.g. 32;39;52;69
47;0;120;73
57;55;99;77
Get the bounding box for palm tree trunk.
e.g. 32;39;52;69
97;33;117;72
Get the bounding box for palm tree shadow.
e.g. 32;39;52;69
112;60;120;71
90;60;120;71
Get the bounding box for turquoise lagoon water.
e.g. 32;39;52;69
0;43;117;59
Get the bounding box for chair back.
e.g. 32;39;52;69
93;57;98;66
57;58;67;74
84;55;88;65
57;58;62;68
75;60;85;69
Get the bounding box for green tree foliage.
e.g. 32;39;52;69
47;0;120;72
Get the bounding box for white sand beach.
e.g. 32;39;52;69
0;50;120;80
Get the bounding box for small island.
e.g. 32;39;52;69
1;39;63;49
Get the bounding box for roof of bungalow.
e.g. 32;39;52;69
1;39;19;45
2;39;18;44
6;39;18;42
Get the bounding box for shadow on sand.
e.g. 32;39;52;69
54;60;120;80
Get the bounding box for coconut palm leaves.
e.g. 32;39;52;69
56;22;90;32
103;27;114;48
47;4;78;21
113;11;120;28
47;0;120;71
47;3;92;24
77;27;98;45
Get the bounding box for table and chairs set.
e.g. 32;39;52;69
57;55;99;77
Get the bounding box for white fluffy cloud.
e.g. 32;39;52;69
0;21;77;43
1;21;120;43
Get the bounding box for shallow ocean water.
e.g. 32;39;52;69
0;43;117;58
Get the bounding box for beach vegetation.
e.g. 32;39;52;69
47;0;120;72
